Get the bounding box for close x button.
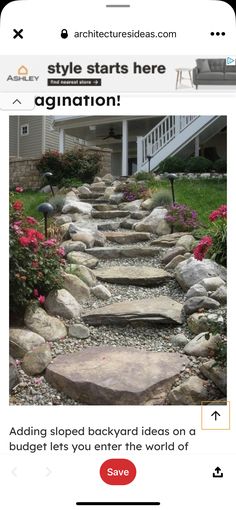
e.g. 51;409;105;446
13;29;24;39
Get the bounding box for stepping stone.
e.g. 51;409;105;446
85;246;161;259
104;231;151;244
97;222;120;231
120;218;136;229
150;232;189;247
94;266;173;286
45;347;189;405
92;210;130;219
83;296;183;325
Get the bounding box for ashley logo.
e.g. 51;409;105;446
7;65;39;82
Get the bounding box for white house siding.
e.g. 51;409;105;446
45;117;81;152
9;117;18;157
19;116;43;158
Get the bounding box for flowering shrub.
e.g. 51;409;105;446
37;149;102;185
120;181;149;202
165;203;199;231
10;197;64;314
194;205;227;266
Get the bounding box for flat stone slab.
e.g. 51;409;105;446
104;231;151;244
83;296;183;325
45;347;189;405
94;266;173;286
150;232;189;247
92;210;130;219
85;246;161;259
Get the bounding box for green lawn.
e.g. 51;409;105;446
150;178;226;225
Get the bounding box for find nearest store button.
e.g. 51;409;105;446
100;458;136;485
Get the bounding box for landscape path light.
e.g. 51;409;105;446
167;173;177;204
146;145;153;173
37;202;54;238
43;172;55;196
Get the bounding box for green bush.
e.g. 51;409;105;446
185;156;212;173
134;171;156;184
213;158;227;174
60;177;83;188
158;156;185;174
37;149;101;185
150;189;172;208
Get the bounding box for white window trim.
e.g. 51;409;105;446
20;124;29;136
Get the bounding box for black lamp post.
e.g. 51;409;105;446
37;203;54;238
43;172;54;196
167;173;177;204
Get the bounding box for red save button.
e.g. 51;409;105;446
100;458;136;485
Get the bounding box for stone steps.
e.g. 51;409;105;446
104;231;151;245
92;210;130;219
85;246;161;259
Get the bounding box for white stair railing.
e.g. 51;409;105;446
140;115;198;166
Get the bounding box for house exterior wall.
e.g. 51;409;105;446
18;116;43;158
45;117;81;152
9;117;18;157
10;158;43;190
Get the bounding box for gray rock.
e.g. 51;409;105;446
83;296;183;326
91;284;112;300
168;376;208;405
169;333;189;347
200;276;226;291
66;264;97;287
24;305;67;341
94;266;173;286
9;356;20;392
130;211;149;220
93;232;106;247
185;284;208;299
151;232;189;247
134;207;170;234
22;344;52;376
45;347;189;405
77;185;92;195
109;193;124;204
211;285;227;304
175;257;227;291
45;289;82;319
184;332;220;357
62;272;90;303
97;222;120;231
120;218;136;229
92;210;130;219
67;251;98;268
161;246;186;265
54;215;72;226
119;200;142;212
10;328;45;358
60;240;86;254
200;360;226;394
176;234;195;252
62;199;92;215
187;312;225;334
165;255;186;270
85;246;161;259
183;296;220;315
40;185;58;193
68;323;90;339
70;231;95;248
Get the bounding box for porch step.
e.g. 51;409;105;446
91;210;130;219
85;246;161;259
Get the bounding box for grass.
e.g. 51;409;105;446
150;178;226;225
12;191;50;220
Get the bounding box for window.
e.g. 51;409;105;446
20;124;29;136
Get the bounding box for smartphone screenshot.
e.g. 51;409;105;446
0;1;234;509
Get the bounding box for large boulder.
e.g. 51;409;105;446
187;312;225;335
45;347;189;405
200;360;226;394
10;328;45;358
184;332;221;357
70;231;95;248
66;264;97;287
62;199;92;215
134;207;170;234
185;284;208;299
168;376;208;405
176;234;195;252
22;344;52;376
9;356;20;392
174;257;227;291
24;305;67;341
60;240;86;254
67;251;98;268
62;272;90;303
45;289;82;319
183;296;220;316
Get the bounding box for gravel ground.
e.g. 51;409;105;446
10;224;225;406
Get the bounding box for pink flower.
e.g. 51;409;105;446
26;216;38;225
57;247;65;257
18;236;30;247
12;200;23;211
193;236;213;261
34;377;43;385
15;186;24;193
209;204;227;222
43;238;57;247
38;295;45;304
15;359;22;366
33;288;39;297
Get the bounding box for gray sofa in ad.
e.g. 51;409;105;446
193;59;236;88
